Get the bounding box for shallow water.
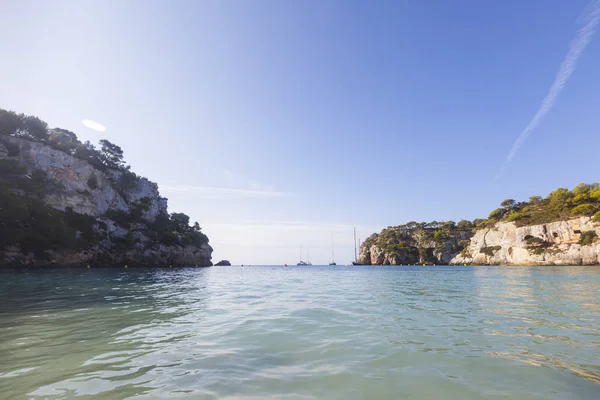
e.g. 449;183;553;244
0;266;599;399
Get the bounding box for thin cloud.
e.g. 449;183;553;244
161;185;295;198
496;0;600;180
81;119;107;133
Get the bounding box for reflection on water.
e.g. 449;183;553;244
0;266;599;399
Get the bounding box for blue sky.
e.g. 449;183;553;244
1;0;599;264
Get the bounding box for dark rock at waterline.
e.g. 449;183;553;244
215;260;231;266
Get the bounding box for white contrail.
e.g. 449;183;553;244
495;0;600;180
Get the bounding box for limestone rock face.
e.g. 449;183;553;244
1;137;212;267
359;217;600;266
358;229;472;265
10;138;166;218
450;218;600;266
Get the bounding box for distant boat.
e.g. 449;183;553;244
351;227;363;265
297;244;312;266
329;232;336;265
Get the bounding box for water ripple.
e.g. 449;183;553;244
0;266;599;399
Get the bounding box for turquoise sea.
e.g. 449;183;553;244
0;266;599;399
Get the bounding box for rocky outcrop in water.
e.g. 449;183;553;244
0;133;212;268
358;222;474;265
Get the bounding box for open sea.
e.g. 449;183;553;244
0;265;599;399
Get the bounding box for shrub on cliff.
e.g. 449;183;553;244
523;236;551;255
115;170;139;194
74;141;106;170
0;110;22;136
99;139;125;170
476;182;600;228
480;246;501;256
488;208;506;220
0;110;48;141
0;107;212;264
571;204;597;216
0;108;133;174
64;207;96;244
20;116;48;141
0;159;26;175
107;209;135;228
579;231;598;246
0;184;96;256
1;140;20;156
458;240;470;250
456;220;474;230
48;128;80;154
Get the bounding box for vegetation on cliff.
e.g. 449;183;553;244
0;108;209;265
363;220;474;263
363;182;600;264
480;183;600;228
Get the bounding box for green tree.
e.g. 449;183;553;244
406;221;417;230
579;231;598;246
547;188;572;212
2;141;20;156
74;140;104;169
528;196;542;204
171;213;190;231
572;183;591;196
457;219;474;230
116;171;139;194
49;128;80;152
506;211;524;222
22;115;48;141
193;221;201;232
589;187;600;202
0;109;22;136
573;193;591;204
442;221;456;230
488;208;505;220
500;199;516;209
99;139;125;169
571;204;597;216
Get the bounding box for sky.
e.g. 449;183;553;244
1;0;599;265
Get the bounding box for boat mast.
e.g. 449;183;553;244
300;244;303;262
354;227;357;262
331;232;335;263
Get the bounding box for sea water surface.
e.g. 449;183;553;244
0;266;599;399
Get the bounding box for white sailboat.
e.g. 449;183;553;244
329;232;336;265
297;245;312;266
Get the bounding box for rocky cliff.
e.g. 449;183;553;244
359;218;600;266
0;135;212;267
358;222;474;265
359;182;600;266
450;217;600;266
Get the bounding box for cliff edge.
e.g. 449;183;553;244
451;217;600;266
359;185;600;266
0;109;212;267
